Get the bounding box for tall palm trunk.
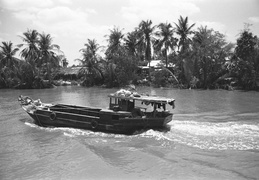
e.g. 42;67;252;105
146;37;152;79
165;50;168;68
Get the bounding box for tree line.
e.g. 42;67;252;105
1;16;259;90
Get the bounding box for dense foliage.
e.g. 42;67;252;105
229;28;259;90
0;30;65;88
1;16;258;90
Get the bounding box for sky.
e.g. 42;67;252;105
0;0;259;66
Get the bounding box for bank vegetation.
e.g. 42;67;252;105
1;16;259;90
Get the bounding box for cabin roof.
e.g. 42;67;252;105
108;94;175;104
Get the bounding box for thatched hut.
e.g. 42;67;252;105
54;66;83;80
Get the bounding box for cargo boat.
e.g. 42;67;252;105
18;89;175;134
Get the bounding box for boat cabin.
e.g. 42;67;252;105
108;93;175;118
109;97;135;112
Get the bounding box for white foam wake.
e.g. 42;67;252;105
24;122;126;139
137;120;259;150
167;120;259;150
170;120;259;137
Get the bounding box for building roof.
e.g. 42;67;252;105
57;66;83;75
146;60;175;68
148;60;163;68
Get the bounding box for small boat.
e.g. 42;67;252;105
18;89;175;134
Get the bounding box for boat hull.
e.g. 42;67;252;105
27;107;173;135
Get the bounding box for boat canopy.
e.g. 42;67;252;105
108;93;175;107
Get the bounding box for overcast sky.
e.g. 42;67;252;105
0;0;259;66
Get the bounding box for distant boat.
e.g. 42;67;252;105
18;89;175;135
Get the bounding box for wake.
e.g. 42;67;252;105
163;120;259;150
25;120;259;150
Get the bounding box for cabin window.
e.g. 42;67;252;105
109;98;119;110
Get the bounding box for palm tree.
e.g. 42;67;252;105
19;29;39;68
0;41;21;87
124;30;139;57
175;16;195;54
192;26;211;87
174;16;195;85
192;26;233;88
0;52;5;88
0;41;20;70
76;39;103;86
105;27;124;62
138;20;156;63
37;33;60;82
155;22;177;68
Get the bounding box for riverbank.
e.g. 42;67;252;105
1;69;259;91
2;80;257;92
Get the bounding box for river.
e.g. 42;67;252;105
0;86;258;180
